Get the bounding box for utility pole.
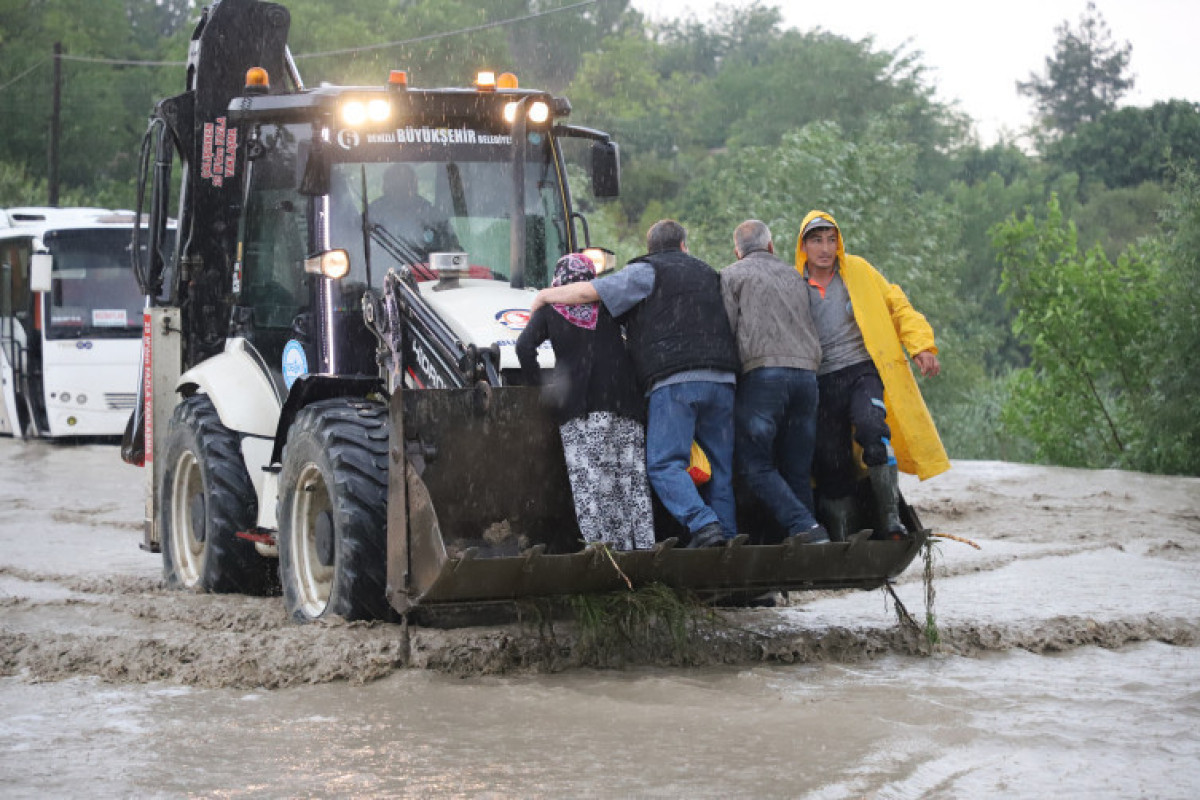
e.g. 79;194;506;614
48;42;62;207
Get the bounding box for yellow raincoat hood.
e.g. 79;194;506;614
796;210;950;480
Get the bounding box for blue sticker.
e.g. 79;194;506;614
282;340;308;389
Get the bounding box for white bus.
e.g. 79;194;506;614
0;207;152;439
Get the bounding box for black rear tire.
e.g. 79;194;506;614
159;394;275;594
278;398;390;622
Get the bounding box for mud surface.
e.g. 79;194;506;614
2;439;1199;796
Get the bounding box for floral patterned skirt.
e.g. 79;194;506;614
558;412;656;551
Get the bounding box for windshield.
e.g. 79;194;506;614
43;228;147;339
328;127;570;290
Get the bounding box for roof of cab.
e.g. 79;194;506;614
0;207;144;239
1;207;138;228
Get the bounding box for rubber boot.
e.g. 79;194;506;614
820;495;857;543
868;463;908;540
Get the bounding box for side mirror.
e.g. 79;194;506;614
30;253;53;293
298;139;330;197
591;139;620;198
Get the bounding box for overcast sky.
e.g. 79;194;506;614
629;0;1198;144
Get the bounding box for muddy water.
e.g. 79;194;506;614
2;439;1200;797
4;645;1198;798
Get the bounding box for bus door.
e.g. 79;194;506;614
0;236;33;436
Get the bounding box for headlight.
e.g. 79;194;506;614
305;249;351;279
340;101;368;127
366;98;391;123
581;247;616;274
503;100;551;125
341;98;393;127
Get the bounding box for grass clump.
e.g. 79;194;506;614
885;537;943;653
567;583;714;667
923;539;941;647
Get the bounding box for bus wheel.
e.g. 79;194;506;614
278;398;389;623
159;394;275;594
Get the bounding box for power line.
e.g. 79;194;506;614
295;0;602;60
58;55;188;67
44;0;603;67
0;59;47;93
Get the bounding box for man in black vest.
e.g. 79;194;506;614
531;220;740;547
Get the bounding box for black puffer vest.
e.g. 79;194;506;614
622;248;739;388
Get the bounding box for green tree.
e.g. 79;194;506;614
1071;181;1168;258
946;167;1046;374
1018;1;1133;137
1043;100;1200;189
499;0;632;91
1140;166;1200;475
994;194;1160;468
675;116;958;285
568;7;968;230
125;0;194;43
0;0;188;205
287;0;513;87
0;161;49;206
676;22;967;188
951;140;1033;187
566;29;687;157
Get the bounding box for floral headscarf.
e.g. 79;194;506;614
550;253;599;330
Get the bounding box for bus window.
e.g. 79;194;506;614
43;229;143;340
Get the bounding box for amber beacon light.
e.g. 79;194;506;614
244;67;269;91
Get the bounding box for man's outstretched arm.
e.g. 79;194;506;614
531;281;600;311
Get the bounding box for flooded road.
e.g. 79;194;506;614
2;438;1199;797
5;646;1198;798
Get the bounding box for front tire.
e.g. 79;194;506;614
159;394;274;594
278;398;390;622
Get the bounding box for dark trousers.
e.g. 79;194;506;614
734;367;820;533
815;360;891;499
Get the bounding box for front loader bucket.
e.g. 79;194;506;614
385;386;927;614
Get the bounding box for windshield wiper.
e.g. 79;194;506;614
368;223;432;277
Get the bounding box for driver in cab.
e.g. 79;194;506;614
368;164;458;265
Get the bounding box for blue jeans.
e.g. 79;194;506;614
735;367;819;533
645;381;737;536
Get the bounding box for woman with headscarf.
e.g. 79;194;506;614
516;253;655;551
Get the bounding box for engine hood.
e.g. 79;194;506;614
416;279;553;371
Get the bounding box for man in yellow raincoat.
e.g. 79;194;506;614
795;210;949;541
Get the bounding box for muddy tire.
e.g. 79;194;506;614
159;394;274;594
278;398;390;623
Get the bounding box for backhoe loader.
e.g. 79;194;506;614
124;0;927;623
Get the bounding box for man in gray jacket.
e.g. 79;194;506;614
721;220;828;544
